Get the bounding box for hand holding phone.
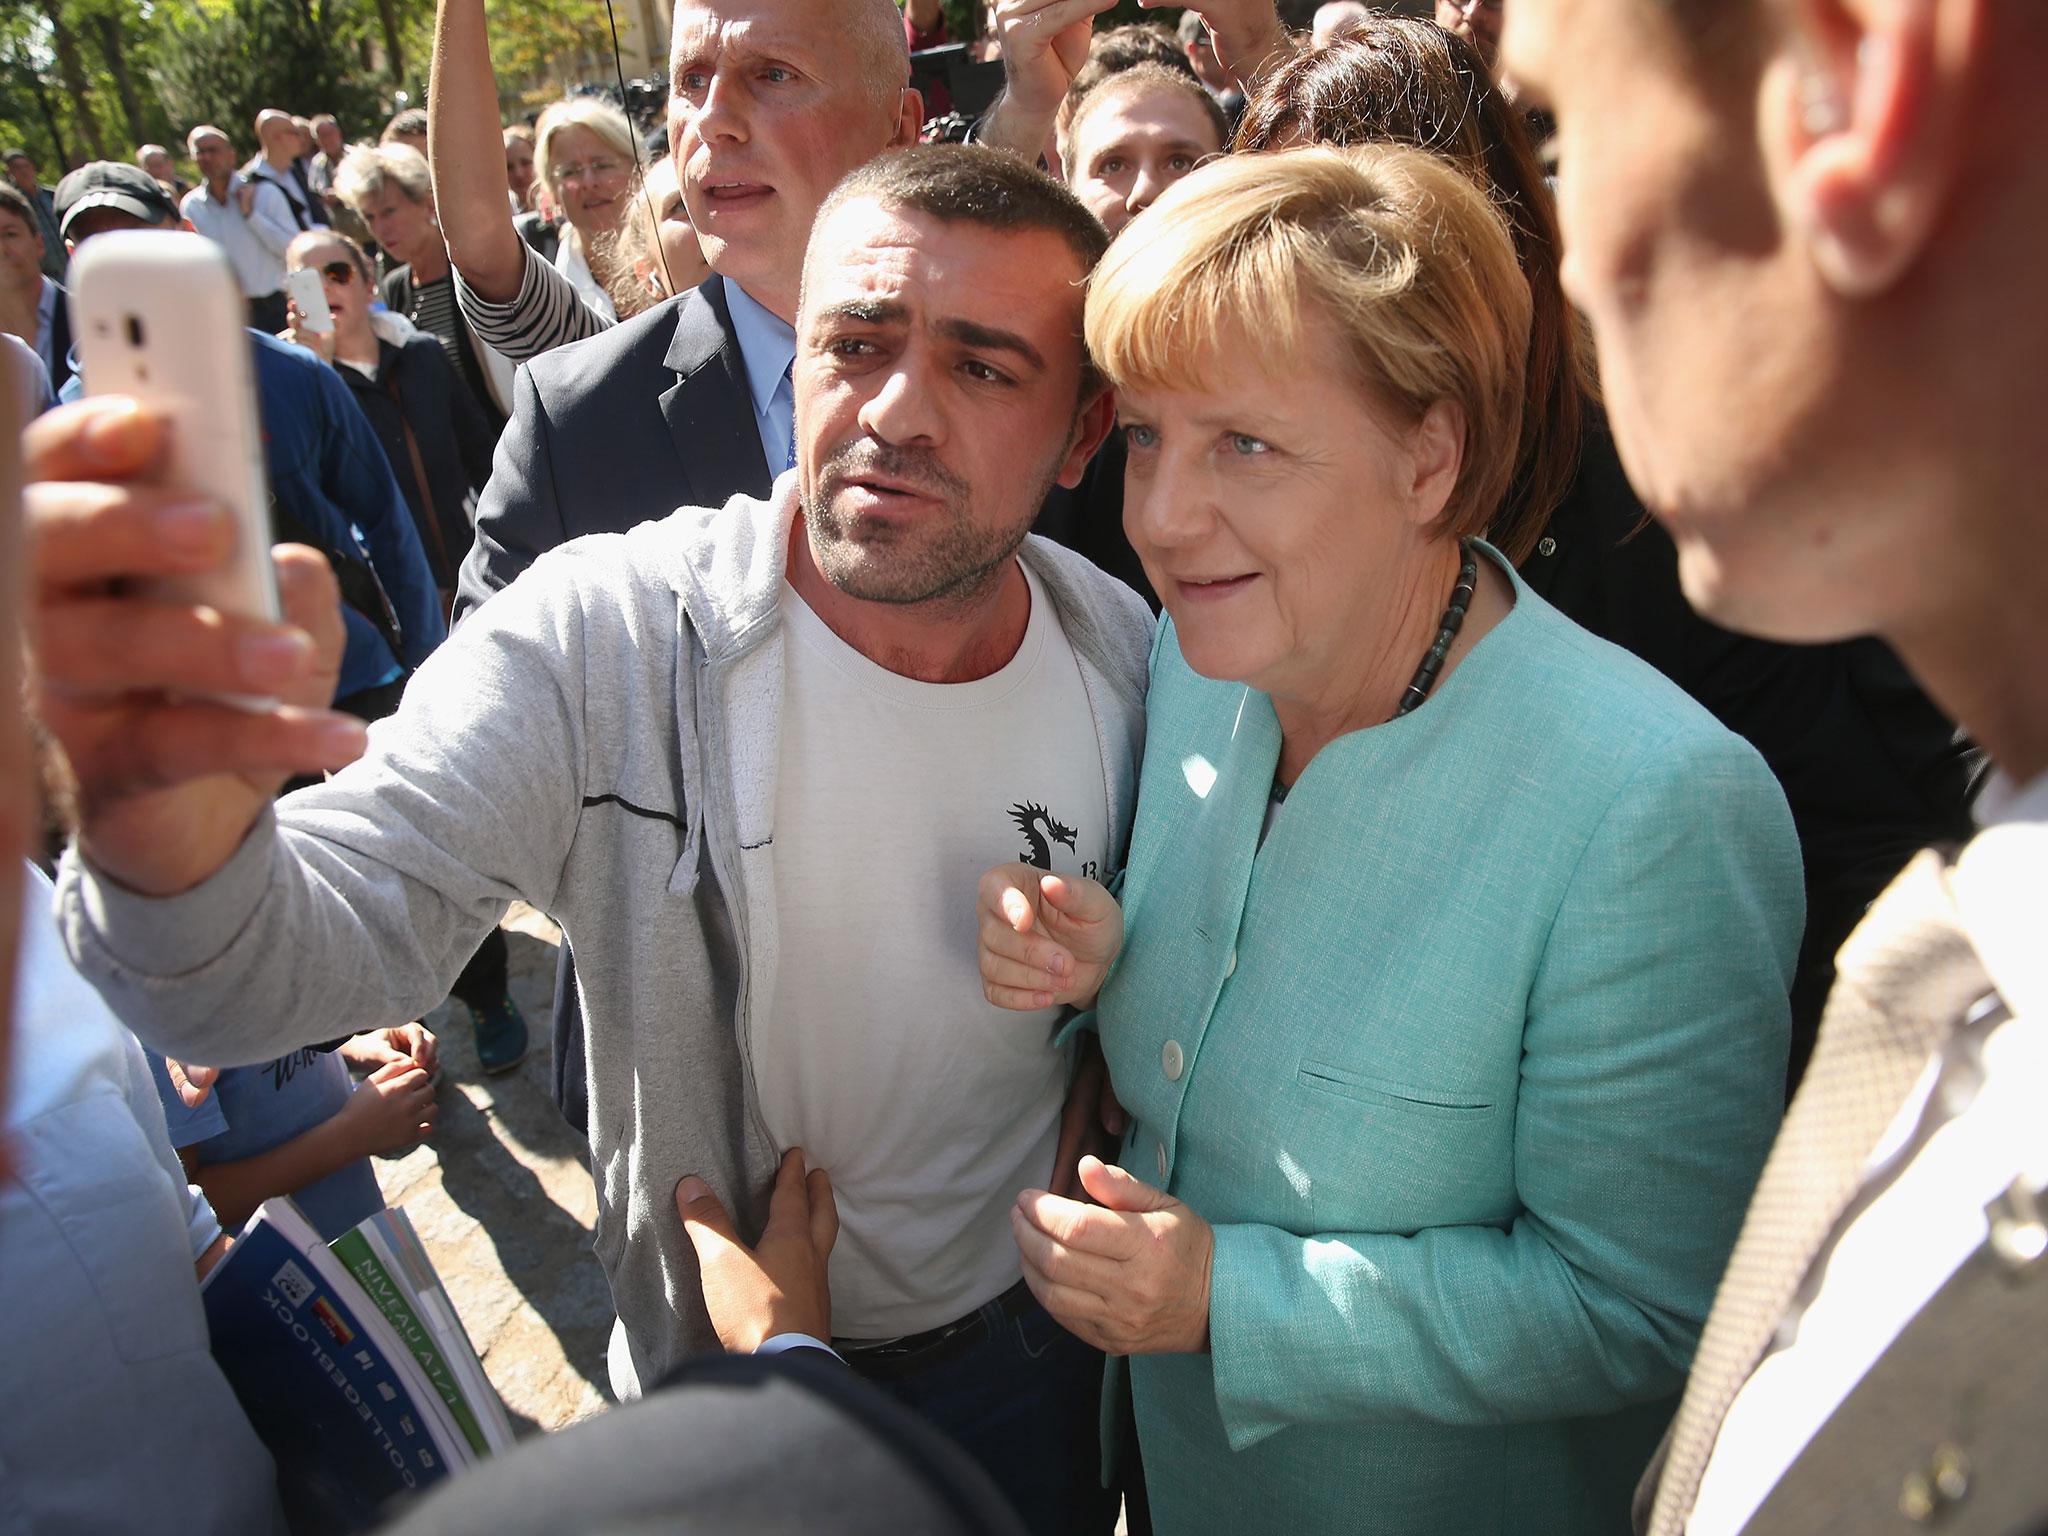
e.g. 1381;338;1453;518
22;395;363;896
23;229;366;897
282;265;334;334
70;231;282;657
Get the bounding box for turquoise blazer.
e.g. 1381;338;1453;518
1098;551;1804;1535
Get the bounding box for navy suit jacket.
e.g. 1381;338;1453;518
457;275;771;616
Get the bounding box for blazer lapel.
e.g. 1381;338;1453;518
659;276;773;511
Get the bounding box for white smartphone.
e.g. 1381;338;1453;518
70;232;282;655
281;265;333;334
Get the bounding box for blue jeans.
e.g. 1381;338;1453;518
846;1287;1120;1535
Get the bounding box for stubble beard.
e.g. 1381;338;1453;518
803;430;1074;609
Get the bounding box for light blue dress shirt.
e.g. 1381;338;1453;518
722;276;798;473
1;864;286;1535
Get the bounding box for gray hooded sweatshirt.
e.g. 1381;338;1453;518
58;482;1154;1393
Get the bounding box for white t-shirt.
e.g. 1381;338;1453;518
765;564;1109;1339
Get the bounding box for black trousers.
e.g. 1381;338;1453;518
450;925;509;1011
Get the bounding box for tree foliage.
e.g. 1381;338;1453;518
0;0;686;176
150;0;389;145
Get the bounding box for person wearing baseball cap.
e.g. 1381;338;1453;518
51;160;182;243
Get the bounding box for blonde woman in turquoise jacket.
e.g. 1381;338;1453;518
979;147;1804;1535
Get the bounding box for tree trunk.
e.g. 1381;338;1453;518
373;0;404;81
25;67;73;169
86;11;147;148
41;2;107;161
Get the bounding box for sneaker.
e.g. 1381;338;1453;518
470;995;530;1076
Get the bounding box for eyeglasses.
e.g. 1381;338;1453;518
320;260;358;285
1443;0;1503;14
554;157;627;185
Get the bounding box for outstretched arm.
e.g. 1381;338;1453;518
28;399;596;1067
977;0;1110;165
428;0;526;303
25;399;360;899
182;1059;438;1233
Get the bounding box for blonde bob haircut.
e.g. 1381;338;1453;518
533;95;641;194
1086;144;1532;543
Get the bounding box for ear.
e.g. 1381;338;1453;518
1775;0;1985;296
1055;386;1119;490
1407;398;1464;528
892;88;926;150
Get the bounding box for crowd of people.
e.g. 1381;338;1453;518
2;0;2041;1532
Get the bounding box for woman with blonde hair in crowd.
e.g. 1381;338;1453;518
426;0;657;362
532;94;641;324
980;144;1804;1534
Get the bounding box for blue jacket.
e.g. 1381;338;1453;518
1098;548;1804;1535
64;331;444;699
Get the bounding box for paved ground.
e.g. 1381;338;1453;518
370;904;613;1437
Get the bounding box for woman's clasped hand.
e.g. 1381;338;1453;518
1012;1155;1215;1356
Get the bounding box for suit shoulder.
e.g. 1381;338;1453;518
521;292;701;397
1512;586;1743;752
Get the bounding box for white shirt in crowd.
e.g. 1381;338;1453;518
765;562;1110;1339
555;230;616;325
1688;771;2048;1533
180;174;296;301
0;864;285;1535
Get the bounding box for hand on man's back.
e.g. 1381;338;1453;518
677;1148;839;1354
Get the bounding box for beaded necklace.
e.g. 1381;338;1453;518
1273;540;1480;804
1392;540;1481;720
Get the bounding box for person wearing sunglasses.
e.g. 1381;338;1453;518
333;141;514;436
282;229;495;609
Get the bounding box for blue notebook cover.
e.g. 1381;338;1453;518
203;1199;454;1534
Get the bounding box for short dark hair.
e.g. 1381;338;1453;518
1067;22;1195;115
814;144;1109;277
0;182;35;236
1069;60;1229;159
809;145;1111;400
